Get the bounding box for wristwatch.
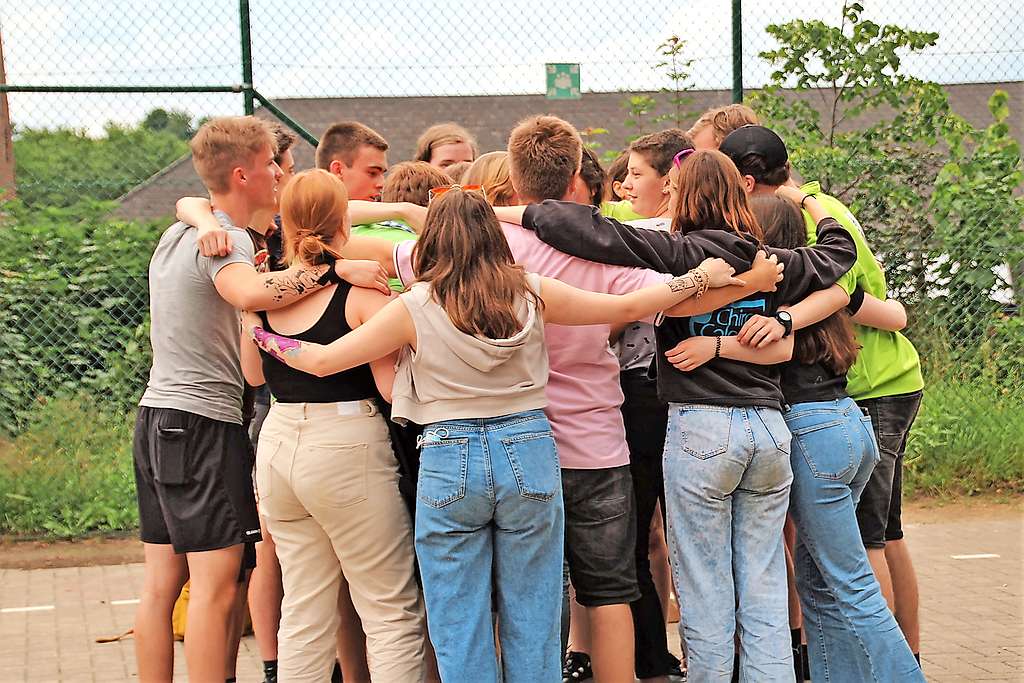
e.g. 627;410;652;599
774;310;793;338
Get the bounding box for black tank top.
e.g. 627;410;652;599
258;283;378;403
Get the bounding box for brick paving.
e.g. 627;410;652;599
1;503;1020;682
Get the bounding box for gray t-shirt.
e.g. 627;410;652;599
139;211;255;424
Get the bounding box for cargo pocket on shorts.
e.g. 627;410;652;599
154;418;191;486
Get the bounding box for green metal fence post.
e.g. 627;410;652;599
732;0;743;103
240;0;254;115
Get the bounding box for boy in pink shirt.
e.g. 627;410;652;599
394;116;658;682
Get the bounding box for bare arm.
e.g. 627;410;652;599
240;322;266;387
341;235;400;278
248;297;415;378
851;292;907;331
665;252;784;317
350;201;427;233
665;334;795;372
736;284;850;348
539;259;743;327
345;287;399;402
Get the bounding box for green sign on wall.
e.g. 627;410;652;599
546;63;581;99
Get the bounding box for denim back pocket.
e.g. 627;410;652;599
677;406;733;460
501;431;561;502
417;437;470;509
790;418;856;481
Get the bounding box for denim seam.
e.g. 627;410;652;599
795;516;875;681
481;432;495;503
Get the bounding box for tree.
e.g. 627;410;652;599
749;1;1023;378
141;108;196;141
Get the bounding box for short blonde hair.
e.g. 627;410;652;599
461;151;517;207
381;161;452;207
190;116;276;193
687;104;760;146
415;122;478;163
507;115;582;202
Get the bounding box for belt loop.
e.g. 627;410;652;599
365;400;378;417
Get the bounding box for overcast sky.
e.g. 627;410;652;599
2;0;1021;133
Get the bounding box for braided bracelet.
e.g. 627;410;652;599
714;335;722;358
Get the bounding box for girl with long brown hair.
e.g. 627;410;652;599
496;148;860;680
688;193;923;683
245;186;743;683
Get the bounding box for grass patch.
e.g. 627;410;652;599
0;397;137;537
904;378;1024;497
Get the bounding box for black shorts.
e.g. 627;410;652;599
855;391;923;549
134;406;262;554
562;465;641;607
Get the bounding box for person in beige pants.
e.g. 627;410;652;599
257;401;425;682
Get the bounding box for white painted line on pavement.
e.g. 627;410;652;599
951;553;1001;560
111;599;140;606
1;604;55;613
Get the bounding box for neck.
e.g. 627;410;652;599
208;192;254;229
654;196;672;219
249;209;275;236
752;184;778;196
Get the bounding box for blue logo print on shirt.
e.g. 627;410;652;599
689;298;768;337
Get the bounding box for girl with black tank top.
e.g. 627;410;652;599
243;169;427;682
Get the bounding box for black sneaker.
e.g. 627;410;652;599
562;650;593;682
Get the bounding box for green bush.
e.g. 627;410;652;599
0;397;138;537
0;200;162;434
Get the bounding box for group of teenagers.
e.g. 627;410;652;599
131;103;929;683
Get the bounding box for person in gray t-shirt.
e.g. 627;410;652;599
132;116;387;683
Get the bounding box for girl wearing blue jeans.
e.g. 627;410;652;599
247;187;741;682
717;193;924;682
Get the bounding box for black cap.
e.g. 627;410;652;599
720;125;789;170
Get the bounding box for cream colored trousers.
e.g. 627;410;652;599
256;400;425;682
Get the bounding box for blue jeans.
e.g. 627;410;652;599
785;398;925;682
414;410;564;683
663;404;794;682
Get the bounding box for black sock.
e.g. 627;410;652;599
914;652;921;665
791;629;803;681
225;679;236;683
331;660;343;683
263;659;278;680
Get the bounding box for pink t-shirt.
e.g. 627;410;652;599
393;222;666;470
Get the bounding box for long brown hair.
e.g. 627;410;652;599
670;150;763;240
413;188;537;338
279;169;348;266
750;194;859;375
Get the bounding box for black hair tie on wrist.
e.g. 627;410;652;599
800;193;817;210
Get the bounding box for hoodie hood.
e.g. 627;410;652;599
412;282;541;373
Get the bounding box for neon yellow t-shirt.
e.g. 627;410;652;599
801;181;923;400
351;220;417;292
600;200;644;221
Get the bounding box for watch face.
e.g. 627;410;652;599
778;311;792;322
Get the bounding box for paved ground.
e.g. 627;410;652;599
1;501;1021;682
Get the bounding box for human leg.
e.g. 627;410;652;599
490;411;565;682
134;543;188;682
731;407;793;682
662;405;747;682
415;421;498;683
563;466;640;683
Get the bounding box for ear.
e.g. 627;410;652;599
329;159;345;178
661;174;671;195
230;165;247;189
743;174;756;193
564;172;584;202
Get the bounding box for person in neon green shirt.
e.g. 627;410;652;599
721;124;926;665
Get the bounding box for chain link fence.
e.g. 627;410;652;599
1;2;1022;488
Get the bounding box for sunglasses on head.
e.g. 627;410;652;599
428;184;487;202
672;148;695;168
